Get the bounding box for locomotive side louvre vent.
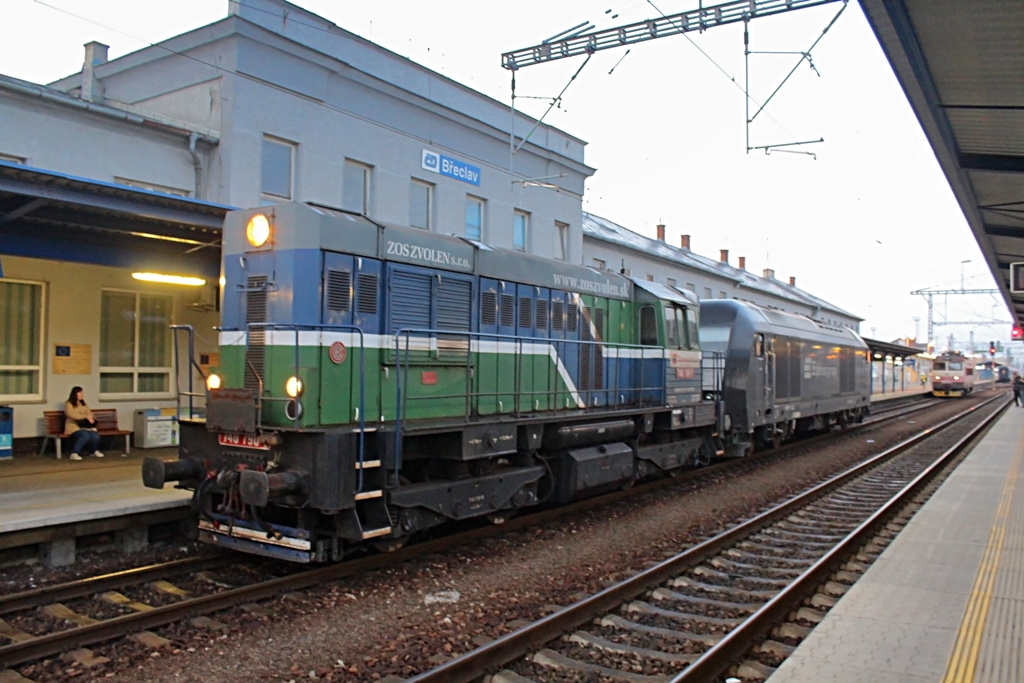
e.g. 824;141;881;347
535;299;549;331
500;294;515;328
775;339;801;400
357;274;378;314
840;347;856;393
390;271;431;330
552;300;564;331
567;303;578;332
593;307;605;341
580;307;594;342
593;307;606;388
518;297;533;329
245;275;268;394
326;269;352;312
482;291;498;326
437;278;472;331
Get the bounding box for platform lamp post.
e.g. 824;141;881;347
961;259;971;291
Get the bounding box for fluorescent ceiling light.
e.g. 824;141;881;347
132;272;206;286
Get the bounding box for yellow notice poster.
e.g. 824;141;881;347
53;344;92;375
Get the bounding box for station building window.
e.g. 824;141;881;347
645;274;655;282
593;258;606;270
342;160;372;214
686;282;695;292
0;279;44;401
410;179;433;229
703;287;712;299
555;221;569;260
465;196;484;240
667;278;677;287
513;210;529;251
99;290;173;398
260;135;295;204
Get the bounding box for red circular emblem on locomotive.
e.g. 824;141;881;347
329;341;347;364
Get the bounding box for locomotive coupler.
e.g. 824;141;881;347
239;469;305;507
142;456;204;489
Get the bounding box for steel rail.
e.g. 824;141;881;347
404;394;1006;683
0;391;976;669
669;397;1007;681
0;555;233;616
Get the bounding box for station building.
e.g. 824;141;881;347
583;213;861;329
0;0;863;446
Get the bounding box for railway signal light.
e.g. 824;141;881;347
990;341;997;356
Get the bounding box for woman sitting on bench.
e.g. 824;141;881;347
63;386;103;461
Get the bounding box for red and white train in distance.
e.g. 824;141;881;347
931;351;976;397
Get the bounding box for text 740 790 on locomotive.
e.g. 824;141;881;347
143;202;871;562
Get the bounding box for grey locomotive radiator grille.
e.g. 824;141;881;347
245;276;268;394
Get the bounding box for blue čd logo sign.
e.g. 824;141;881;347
421;149;480;186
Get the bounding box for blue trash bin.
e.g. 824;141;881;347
0;405;12;460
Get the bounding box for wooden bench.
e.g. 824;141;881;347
41;409;132;459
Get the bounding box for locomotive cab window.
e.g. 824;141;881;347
755;333;765;357
686;308;699;350
664;306;680;349
664;305;692;349
639;305;658;346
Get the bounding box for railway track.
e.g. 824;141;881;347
404;394;1007;683
0;392;985;674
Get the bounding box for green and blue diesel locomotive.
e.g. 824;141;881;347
143;203;722;562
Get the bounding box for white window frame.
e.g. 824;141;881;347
342;159;372;214
260;135;295;204
410;179;433;229
555;220;569;260
98;289;174;400
593;258;606;270
0;278;45;402
513;210;529;251
465;195;484;240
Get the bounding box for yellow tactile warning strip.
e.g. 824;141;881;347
942;424;1024;683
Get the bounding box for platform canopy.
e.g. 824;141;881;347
0;161;229;279
860;1;1024;333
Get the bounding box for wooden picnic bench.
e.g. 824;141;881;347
41;409;131;459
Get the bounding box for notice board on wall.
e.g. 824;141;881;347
53;344;92;375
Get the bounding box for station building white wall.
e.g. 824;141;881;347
1;255;218;440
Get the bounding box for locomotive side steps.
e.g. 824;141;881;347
353;458;392;540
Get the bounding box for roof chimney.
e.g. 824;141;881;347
719;249;729;264
738;256;746;271
763;268;775;280
81;41;108;103
656;224;665;242
680;234;690;250
789;276;796;286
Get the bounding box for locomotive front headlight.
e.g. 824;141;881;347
285;376;303;398
953;375;960;381
246;213;271;248
206;373;222;391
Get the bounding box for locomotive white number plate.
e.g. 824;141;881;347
218;433;271;450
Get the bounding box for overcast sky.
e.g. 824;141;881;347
2;0;1010;349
